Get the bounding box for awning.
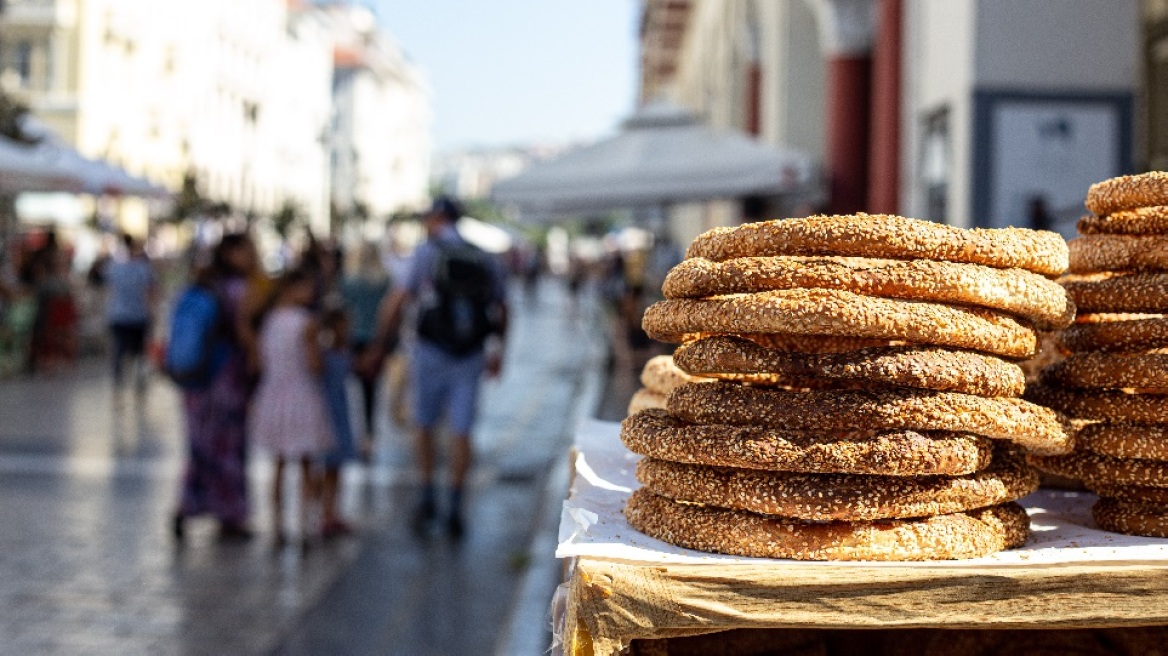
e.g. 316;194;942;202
492;102;815;217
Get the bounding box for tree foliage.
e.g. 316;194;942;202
272;199;306;240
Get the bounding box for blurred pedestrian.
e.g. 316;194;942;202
566;254;585;317
24;230;77;374
104;234;157;392
369;195;508;539
319;306;357;538
342;242;392;457
249;268;334;545
522;246;541;306
173;233;258;541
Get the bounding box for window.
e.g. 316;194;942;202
921;108;950;224
14;41;32;85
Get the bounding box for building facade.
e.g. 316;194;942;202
0;0;431;236
313;3;431;229
641;0;1160;236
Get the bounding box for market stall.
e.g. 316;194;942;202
555;421;1168;655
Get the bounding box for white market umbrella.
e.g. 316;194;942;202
18;115;170;199
0;136;83;193
491;102;814;216
29;142;170;199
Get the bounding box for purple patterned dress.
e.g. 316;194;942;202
177;277;251;526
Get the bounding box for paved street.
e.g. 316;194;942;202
0;280;605;655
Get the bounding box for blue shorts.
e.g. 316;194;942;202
410;340;486;436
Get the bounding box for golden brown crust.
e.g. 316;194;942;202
643;290;1038;359
1059;314;1168;353
1093;498;1168;538
624;488;1031;561
1086;172;1168;216
1041;352;1168;390
674;336;1026;397
662;256;1074;329
688;332;899;353
1029;450;1168;488
1027;385;1168;424
1088;483;1168;504
668;382;1075;455
1078;423;1168;461
639;355;711;395
1068;235;1168;273
1078;206;1168;235
1063;273;1168;313
621;409;995;476
636;455;1037;521
685;213;1068;276
627;388;666;415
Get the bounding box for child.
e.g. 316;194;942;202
319;306;358;538
249;268;335;545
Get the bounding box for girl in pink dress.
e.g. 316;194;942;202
250;268;334;544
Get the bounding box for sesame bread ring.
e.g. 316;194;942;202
662;256;1074;330
1087;483;1168;504
1068;235;1168;273
685;213;1067;276
1027;386;1168;424
673;335;1026;397
624;488;1030;561
1079;206;1168;235
1079;423;1168;461
636;454;1035;522
1093;498;1168;538
626;388;666;415
1085;172;1168;216
643;290;1038;359
668;382;1075;455
1059;314;1168;353
1041;352;1168;390
1029;451;1168;488
621;409;994;476
639;354;711;395
1063;274;1168;313
693;332;899;353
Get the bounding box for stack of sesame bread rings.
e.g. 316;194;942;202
620;213;1078;561
1030;172;1168;538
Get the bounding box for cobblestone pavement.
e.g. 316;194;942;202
0;280;604;655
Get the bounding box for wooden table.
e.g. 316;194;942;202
557;422;1168;655
561;555;1168;654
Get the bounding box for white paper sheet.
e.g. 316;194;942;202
557;419;1168;567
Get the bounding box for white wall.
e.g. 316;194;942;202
901;0;977;226
779;0;825;161
974;0;1139;90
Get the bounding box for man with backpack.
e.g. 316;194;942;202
369;196;508;538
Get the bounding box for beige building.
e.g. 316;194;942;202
0;0;431;236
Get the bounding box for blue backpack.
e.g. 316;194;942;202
165;285;229;390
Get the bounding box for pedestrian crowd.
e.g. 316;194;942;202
0;196;671;548
167;195;511;546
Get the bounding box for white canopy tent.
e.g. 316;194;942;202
0;136;83;194
16;116;170;199
27;143;170;200
491;102;816;218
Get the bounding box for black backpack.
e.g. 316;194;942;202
416;241;500;355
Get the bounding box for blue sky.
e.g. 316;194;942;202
371;0;639;152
